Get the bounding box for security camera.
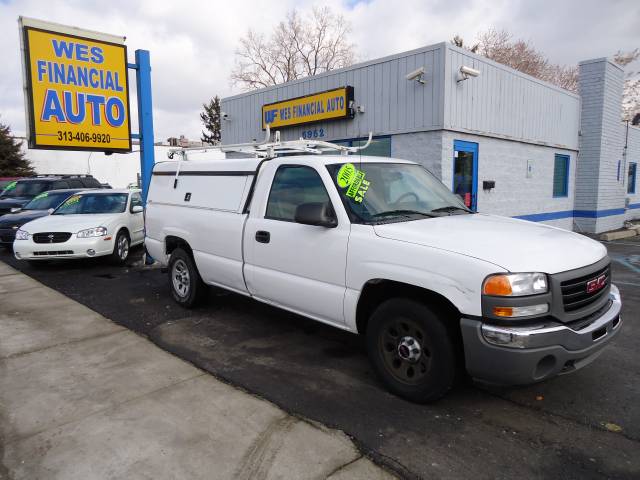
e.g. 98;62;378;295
458;65;481;82
221;112;229;120
405;67;425;84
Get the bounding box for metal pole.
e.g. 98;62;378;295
134;49;155;203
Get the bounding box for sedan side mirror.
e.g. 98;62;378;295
294;202;338;228
131;205;144;214
47;208;55;214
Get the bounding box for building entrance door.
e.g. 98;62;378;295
453;140;478;211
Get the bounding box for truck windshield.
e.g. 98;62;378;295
326;162;471;224
54;193;128;215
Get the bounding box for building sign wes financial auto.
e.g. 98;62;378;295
19;17;131;152
262;87;354;129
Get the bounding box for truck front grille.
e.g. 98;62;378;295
560;264;610;312
33;232;72;244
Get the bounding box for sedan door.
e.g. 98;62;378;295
243;164;350;325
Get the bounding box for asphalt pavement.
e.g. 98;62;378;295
1;238;638;480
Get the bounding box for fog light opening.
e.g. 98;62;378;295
86;249;96;256
534;355;556;380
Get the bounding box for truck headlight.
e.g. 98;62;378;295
77;227;107;238
15;229;30;240
483;273;548;296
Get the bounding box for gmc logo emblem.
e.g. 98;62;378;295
586;274;607;294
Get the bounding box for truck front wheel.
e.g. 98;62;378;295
366;298;457;403
168;248;205;308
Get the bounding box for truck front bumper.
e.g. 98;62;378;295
460;284;622;385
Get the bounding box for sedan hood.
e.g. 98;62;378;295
20;213;122;234
373;214;607;274
0;197;31;212
0;210;48;228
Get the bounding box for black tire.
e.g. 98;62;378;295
110;230;130;264
168;247;206;308
366;298;457;403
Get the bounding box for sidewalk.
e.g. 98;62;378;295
0;262;395;480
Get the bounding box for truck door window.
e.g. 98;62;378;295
266;165;332;222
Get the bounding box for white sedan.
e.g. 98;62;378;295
13;189;144;264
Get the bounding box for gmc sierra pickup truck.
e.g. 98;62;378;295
145;149;622;402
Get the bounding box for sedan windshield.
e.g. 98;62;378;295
326;162;471;224
0;181;50;198
54;193;128;215
23;192;73;211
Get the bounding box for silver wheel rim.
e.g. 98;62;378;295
172;259;190;298
117;235;129;260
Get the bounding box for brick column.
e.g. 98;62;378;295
575;58;625;233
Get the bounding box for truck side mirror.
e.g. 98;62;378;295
131;205;144;214
294;202;338;228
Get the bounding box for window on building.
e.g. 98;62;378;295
553;154;569;197
265;165;332;222
331;137;391;157
629;163;637;194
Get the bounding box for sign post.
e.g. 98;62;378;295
130;50;155;203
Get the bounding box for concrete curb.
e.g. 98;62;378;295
0;263;396;480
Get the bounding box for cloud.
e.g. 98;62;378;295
1;0;638;143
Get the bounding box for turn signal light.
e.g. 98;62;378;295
492;304;549;318
483;275;512;296
493;307;513;317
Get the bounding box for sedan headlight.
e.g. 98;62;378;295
77;227;107;238
483;273;548;297
15;229;30;240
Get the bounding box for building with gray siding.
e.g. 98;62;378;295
221;42;640;233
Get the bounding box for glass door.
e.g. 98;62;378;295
452;140;478;211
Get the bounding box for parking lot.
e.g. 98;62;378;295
1;237;638;480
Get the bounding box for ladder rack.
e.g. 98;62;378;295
167;126;373;160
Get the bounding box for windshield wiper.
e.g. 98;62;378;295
371;209;439;219
430;205;472;214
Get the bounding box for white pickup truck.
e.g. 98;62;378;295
145;148;622;402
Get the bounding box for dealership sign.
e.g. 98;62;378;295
262;86;354;129
19;17;131;152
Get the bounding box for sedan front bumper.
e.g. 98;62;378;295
460;285;622;385
13;235;115;260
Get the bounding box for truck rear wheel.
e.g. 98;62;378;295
366;298;457;403
168;248;205;308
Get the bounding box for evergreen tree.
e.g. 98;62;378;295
0;121;34;176
200;96;221;145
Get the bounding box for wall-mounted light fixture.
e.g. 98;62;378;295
406;67;426;85
221;111;230;121
457;65;481;83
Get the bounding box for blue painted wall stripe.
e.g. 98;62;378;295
513;207;633;222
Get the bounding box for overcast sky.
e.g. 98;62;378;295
1;0;639;142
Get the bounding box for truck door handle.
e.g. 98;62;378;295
255;231;270;243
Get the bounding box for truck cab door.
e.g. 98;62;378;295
243;163;349;325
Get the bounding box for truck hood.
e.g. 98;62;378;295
20;213;122;234
373;213;607;274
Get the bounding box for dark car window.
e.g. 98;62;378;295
1;181;50;198
23;192;75;210
81;177;102;188
67;179;84;188
52;181;69;189
266;165;332;222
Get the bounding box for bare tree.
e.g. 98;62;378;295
613;49;640;121
231;7;355;90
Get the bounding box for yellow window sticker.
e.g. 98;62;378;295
336;163;371;203
64;195;81;206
